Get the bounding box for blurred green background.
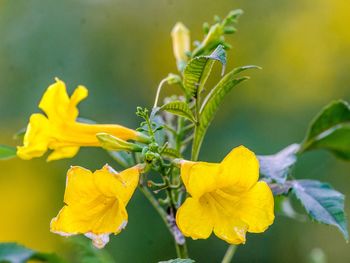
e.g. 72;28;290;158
0;0;349;262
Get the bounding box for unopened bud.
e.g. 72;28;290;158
97;133;142;152
171;22;190;71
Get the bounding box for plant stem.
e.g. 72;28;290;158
153;78;169;108
138;183;169;230
175;116;185;152
221;245;237;263
138;183;189;258
175;242;189;259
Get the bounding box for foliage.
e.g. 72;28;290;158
0;145;16;160
300;100;350;159
260;100;350;240
0;243;65;263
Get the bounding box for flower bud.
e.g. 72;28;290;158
171;22;190;71
96;133;142;152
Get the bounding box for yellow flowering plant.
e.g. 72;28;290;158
0;9;349;263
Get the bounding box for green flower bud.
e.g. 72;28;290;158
96;133;142;152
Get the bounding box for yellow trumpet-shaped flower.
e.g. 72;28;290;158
50;164;141;248
17;78;149;161
176;146;274;244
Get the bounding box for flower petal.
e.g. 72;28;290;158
50;198;127;235
47;146;80;161
213;215;247;244
38;79;71;121
38;79;88;123
237;181;275;233
180;161;220;198
176;197;214;239
17;113;50;160
63;166;96;205
68;85;88;120
93;165;140;204
51;166;129;237
218;145;259;191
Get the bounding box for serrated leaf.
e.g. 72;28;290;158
160;101;196;123
0;243;65;263
258;143;300;184
159;259;195;263
0;145;17;160
162;148;182;158
292;180;349;240
300;100;350;160
183;45;226;97
191;66;258;160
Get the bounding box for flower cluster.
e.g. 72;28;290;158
16;10;275;257
17;79;274;248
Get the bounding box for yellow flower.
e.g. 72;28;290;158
50;164;140;248
176;146;274;244
17;78;149;161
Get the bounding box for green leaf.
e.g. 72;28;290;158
0;145;17;160
67;236;115;263
300;100;350;160
258;143;300;184
0;243;65;263
162;147;182;158
183;45;226;97
0;243;34;263
292;180;349;240
159;259;195;263
160;101;196;123
191;65;258;160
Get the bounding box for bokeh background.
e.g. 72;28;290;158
0;0;349;262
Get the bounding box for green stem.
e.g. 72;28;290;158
138;183;169;230
221;245;237;263
176;242;189;259
138;183;189;259
153;78;169;108
175;116;185;152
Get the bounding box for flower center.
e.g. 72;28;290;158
202;188;240;217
